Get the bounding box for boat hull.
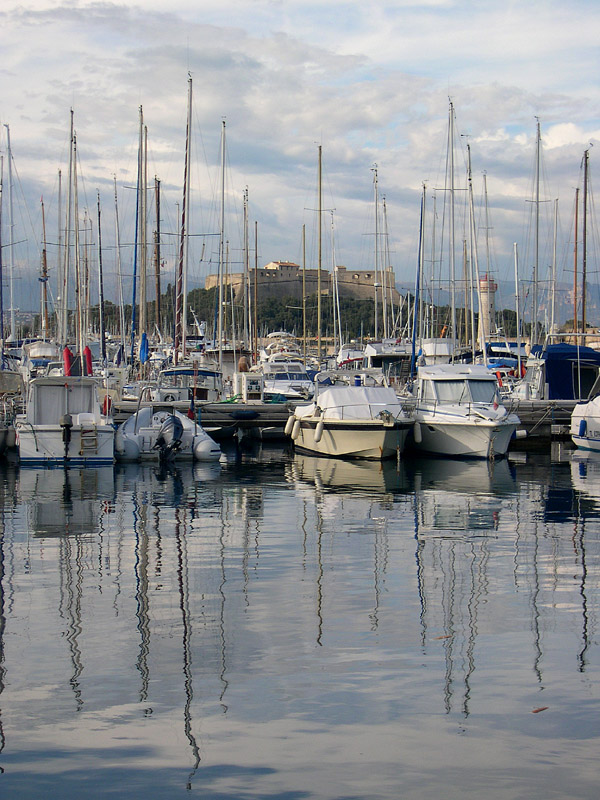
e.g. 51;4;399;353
16;424;115;466
571;399;600;451
295;418;412;460
412;417;518;458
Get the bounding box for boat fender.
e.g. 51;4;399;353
314;418;324;443
495;371;503;387
284;414;295;436
102;394;112;416
83;345;93;376
579;419;587;437
63;346;73;377
413;421;422;444
291;418;301;440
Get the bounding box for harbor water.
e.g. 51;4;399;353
0;442;598;799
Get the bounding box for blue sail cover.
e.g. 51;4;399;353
542;343;600;400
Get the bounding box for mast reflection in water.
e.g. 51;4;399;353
0;444;598;799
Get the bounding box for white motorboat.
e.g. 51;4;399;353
286;370;415;460
115;406;221;462
15;376;115;466
252;352;314;400
571;395;600;451
410;364;520;458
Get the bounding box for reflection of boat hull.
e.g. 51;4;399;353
413;416;518;458
295;418;411;459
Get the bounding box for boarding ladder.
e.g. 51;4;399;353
79;426;99;455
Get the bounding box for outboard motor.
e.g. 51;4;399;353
153;414;184;461
60;413;73;460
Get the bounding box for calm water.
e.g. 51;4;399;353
0;442;598;799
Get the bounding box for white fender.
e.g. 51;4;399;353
314;418;325;443
291;418;301;440
413;421;422;444
284;414;295;436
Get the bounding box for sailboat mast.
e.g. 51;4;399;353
373;164;379;339
582;148;589;336
114;176;126;359
4;125;15;343
573;186;579;336
243;187;249;348
72;132;83;359
302;223;306;362
97;191;106;364
550;198;558;337
0;156;4;348
153;176;161;334
139;116;148;341
175;76;192;365
40;198;50;338
448;101;457;354
317;144;322;362
218;119;226;370
60;111;75;348
532;118;541;345
254;220;258;362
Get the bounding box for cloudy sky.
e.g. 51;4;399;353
1;0;600;317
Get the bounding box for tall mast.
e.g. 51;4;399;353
114;176;126;359
153;176;161;334
448;101;457;354
532;118;541;345
0;156;4;349
139;115;148;342
40;198;50;338
302;223;306;362
253;220;258;362
550;198;558;337
317;144;322;362
60;111;74;348
72;131;83;358
218;119;226;369
582;148;589;336
243;186;249;348
4;125;15;343
175;75;192;365
97;191;106;364
573;186;579;337
372;164;379;339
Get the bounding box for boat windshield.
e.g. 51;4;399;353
431;379;498;405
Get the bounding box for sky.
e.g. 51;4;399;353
1;0;600;319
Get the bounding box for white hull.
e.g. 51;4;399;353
571;399;600;451
413;416;518;458
16;424;115;465
115;408;221;462
295;418;411;460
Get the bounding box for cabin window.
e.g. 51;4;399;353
468;380;497;404
421;381;436;402
434;380;469;404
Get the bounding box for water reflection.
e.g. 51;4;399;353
0;450;598;799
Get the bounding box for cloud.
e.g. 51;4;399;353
1;0;599;320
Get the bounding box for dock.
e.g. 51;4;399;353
112;397;577;443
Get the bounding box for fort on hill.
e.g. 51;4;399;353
204;261;401;304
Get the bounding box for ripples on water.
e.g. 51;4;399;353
0;443;598;799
